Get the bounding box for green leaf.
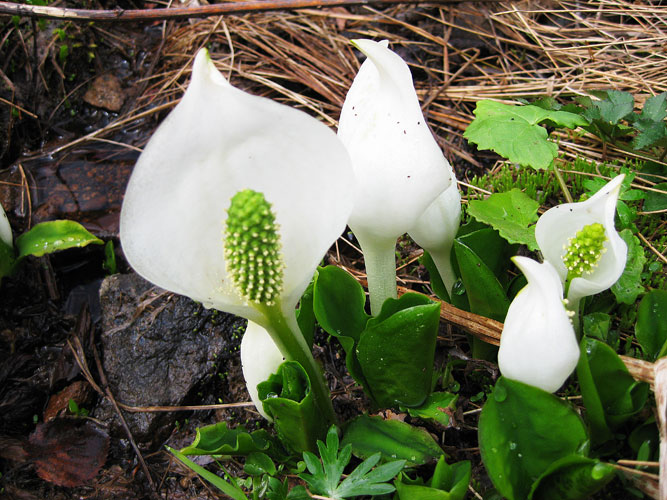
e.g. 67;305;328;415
635;290;667;360
180;421;284;459
299;426;405;499
467;190;540;250
258;361;328;454
102;240;117;274
577;337;649;436
528;455;616;500
15;220;103;259
478;377;589;500
296;280;316;347
0;238;17;280
400;392;458;427
594;90;635;125
611;229;646;305
456;227;518;286
342;414;443;466
644;182;667;211
421;251;451;302
244;452;276;476
168;446;248;500
463;100;587;170
453;240;510;322
356;294;441;407
395;456;471;500
632;93;667;150
582;313;611;344
314;266;369;342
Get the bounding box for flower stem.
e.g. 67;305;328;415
259;303;337;428
551;162;573;203
356;233;398;315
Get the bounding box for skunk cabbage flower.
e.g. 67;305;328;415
241;321;284;420
120;49;353;423
498;257;579;393
0;203;12;248
408;179;461;295
535;175;627;306
338;39;453;313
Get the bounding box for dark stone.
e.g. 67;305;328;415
95;273;245;444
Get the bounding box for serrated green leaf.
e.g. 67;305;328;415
639;92;667;122
644;182;667;211
463;100;587;170
15;220;103;259
595;90;635;125
611;229;645;305
467;190;540;250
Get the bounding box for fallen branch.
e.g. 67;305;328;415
0;0;500;22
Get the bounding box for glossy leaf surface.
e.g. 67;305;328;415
635;289;667;360
478;377;588;500
15;220;103;259
528;455;615;500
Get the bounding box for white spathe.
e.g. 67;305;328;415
120;49;354;326
241;321;285;420
498;257;580;393
408;181;461;294
535;175;627;303
0;203;12;248
338;39;453;243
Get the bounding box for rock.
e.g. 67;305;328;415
95;273;245;444
83;75;125;112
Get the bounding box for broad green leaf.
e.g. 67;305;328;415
168;446;248;500
644;182;667;211
15;220;103;259
180;421;279;457
611;229;646;305
577;337;649;434
0;238;16;279
456;227;518;286
635;290;667;360
421;251;451;302
244;452;276;476
478;377;589;500
467;190;539;250
357;293;440;408
296;280;316;347
463;100;587;170
342;414;443;466
395;456;471;500
528;455;616;500
453;240;510;322
582;313;611;344
401;392;458;426
258;361;328;453
314;266;369;342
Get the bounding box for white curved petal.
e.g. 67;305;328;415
338;39;452;242
535;175;627;302
241;321;284;420
0;203;12;248
408;182;461;292
498;257;580;393
120;49;354;322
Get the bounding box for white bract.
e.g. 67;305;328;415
408;180;461;295
0;203;12;248
120;48;353;421
498;257;580;393
535;175;627;304
338;39;453;313
241;321;284;420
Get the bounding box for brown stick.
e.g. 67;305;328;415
0;0;501;22
655;358;667;500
